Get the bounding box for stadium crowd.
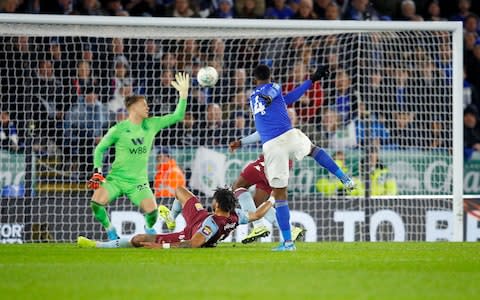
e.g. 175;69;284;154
0;0;480;167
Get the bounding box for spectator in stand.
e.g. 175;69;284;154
464;67;480;110
398;0;423;21
313;0;332;19
154;147;186;199
223;91;249;118
293;0;318;19
64;86;109;175
197;103;227;146
107;77;133;113
450;0;473;23
424;0;446;21
342;0;381;21
284;62;323;123
108;55;130;100
132;39;162;91
236;0;265;18
177;39;201;72
161;52;178;72
318;107;357;150
166;0;200;17
0;109;21;153
147;69;178;115
162;111;197;147
210;0;235;18
73;0;105;15
124;0;165;17
464;14;480;35
265;0;295;19
464;105;480;160
103;0;127;15
0;0;20;13
324;1;340;20
72;61;99;97
389;110;419;148
39;0;73;14
48;38;70;82
227;111;252;142
333;69;354;124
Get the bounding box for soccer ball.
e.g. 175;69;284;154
197;66;219;87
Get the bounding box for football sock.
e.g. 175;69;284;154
90;201;111;229
235;188;265;228
311;146;349;182
171;199;182;219
144;209;158;229
264;206;279;229
97;238;132;248
275;200;292;242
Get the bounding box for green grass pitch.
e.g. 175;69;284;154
1;242;479;300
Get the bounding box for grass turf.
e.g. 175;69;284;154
0;242;479;300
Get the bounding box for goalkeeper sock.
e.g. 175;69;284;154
171;199;182;219
90;201;111;229
144;209;158;229
235;188;265;228
275;200;292;242
97;238;132;248
311;146;349;182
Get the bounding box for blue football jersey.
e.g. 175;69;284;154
249;83;292;143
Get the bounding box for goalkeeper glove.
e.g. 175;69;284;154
88;169;105;190
310;66;330;82
171;72;190;100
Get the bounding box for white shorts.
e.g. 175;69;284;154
262;128;312;188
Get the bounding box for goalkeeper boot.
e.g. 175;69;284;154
241;225;271;244
291;226;306;242
77;236;96;248
272;241;296;252
158;205;176;231
106;226;119;240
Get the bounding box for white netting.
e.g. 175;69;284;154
0;18;461;242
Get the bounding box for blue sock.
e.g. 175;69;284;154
275;200;291;242
97;238;131;248
171;199;182;219
311;146;349;182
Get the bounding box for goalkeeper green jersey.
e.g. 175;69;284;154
93;98;186;182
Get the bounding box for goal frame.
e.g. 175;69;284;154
0;14;464;241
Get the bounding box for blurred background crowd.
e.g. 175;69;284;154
0;0;479;179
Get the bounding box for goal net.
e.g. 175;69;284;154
0;15;463;243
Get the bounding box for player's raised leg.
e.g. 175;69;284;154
309;145;355;190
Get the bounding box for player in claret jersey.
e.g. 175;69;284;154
77;186;275;249
87;72;190;240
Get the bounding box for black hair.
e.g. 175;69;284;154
253;64;271;81
213;187;237;213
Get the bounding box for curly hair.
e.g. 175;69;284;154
213;187;237;213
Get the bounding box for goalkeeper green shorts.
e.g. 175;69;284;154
102;176;154;207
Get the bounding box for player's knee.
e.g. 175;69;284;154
91;188;109;205
130;234;147;248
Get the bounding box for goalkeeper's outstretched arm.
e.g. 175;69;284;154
149;72;190;132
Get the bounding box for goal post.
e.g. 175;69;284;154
0;14;464;242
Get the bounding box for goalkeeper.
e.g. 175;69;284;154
88;72;190;240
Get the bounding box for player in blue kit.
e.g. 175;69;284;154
249;64;355;251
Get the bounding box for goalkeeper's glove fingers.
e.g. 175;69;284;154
171;72;190;99
259;94;273;107
311;65;330;82
88;173;105;190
